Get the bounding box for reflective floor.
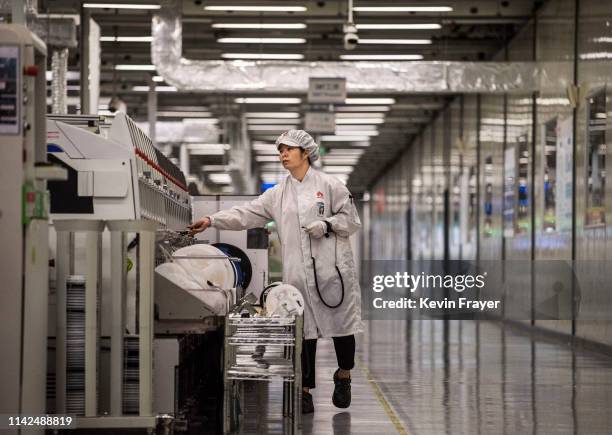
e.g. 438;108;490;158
238;320;612;434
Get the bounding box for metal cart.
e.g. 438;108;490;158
223;314;303;434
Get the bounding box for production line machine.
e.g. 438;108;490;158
43;113;270;432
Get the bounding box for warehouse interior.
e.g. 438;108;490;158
2;0;612;434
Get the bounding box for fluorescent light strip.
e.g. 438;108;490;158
327;149;364;155
116;64;156;71
340;54;423;60
218;38;306;44
83;3;160;9
359;39;432;45
132;85;176;92
248;125;299;131
213;23;306;29
205;5;307;12
335;105;390;112
345;98;395;105
336;113;386;118
354;6;453;12
222;53;304;60
356;23;441;30
334;130;379;136
248;119;302;125
153;75;164;82
246;112;300;118
157;111;214;117
209;173;232;184
236;97;302;104
335;125;379;131
255;156;281;162
320;135;372;142
336;118;385;124
100;36;153;42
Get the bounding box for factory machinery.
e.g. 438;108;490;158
0;23;270;435
44;111;269;433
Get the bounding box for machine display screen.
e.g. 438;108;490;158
0;45;20;135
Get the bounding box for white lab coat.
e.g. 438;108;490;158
210;167;363;339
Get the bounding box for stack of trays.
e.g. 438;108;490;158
66;276;86;415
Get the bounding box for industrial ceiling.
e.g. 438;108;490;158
35;0;539;192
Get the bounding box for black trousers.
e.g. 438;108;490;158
301;335;355;389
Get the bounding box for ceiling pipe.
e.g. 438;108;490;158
152;0;570;94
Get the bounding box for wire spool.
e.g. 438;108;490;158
172;244;237;290
212;243;253;291
264;284;305;317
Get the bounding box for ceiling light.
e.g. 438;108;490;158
336;118;385;124
353;6;453;13
356;23;441;30
248;125;299;131
152;75;164;82
213;23;306;29
248;119;302;125
358;39;431;44
323;166;354;173
335;105;390;112
205;5;307;12
336;113;386;119
340;54;423;60
236;97;302;104
255;156;281;162
132;85;176;92
208;173;232;184
157;111;214;117
246;112;300;118
83;3;161;9
253;145;278;154
188;144;230;155
218;38;306;44
320;135;372;142
327;149;364;155
345;98;395;105
115;64;156;71
222;53;304;60
334;130;379;136
100;36;153;42
322;158;360;165
335;124;378;130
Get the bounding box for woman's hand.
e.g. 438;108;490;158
304;221;327;238
188;217;211;235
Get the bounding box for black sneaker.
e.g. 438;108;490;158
302;391;314;414
332;369;351;408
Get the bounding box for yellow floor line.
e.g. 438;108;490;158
358;360;410;435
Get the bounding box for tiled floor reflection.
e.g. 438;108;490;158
236;320;612;434
361;320;612;435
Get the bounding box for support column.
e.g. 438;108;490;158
139;226;156;416
108;229;126;416
148;76;157;146
55;230;70;414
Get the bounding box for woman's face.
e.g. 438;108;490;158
278;144;308;170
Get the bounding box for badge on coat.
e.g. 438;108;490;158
316;201;325;217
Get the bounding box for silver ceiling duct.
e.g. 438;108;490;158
152;0;569;94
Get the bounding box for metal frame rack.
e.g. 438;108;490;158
223;315;303;435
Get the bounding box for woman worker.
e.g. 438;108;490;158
189;129;363;414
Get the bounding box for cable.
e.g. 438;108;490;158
308;234;345;309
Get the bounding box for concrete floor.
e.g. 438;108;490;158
236;319;612;435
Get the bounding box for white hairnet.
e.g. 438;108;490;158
275;129;320;162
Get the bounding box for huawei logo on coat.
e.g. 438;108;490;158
316;191;324;199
